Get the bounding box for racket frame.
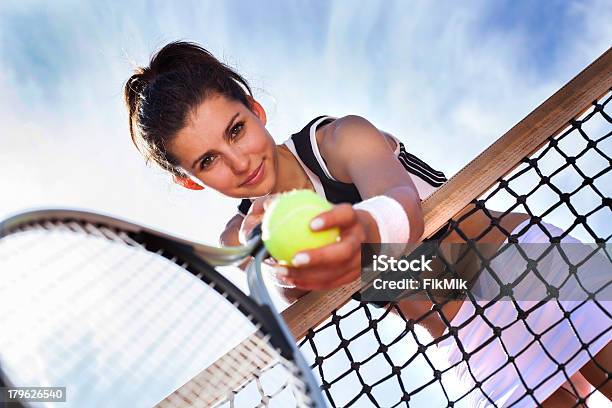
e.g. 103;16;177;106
0;208;326;407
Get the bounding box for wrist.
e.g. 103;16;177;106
353;196;410;245
355;209;381;243
355;209;383;259
353;195;411;258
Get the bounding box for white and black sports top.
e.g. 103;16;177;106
238;115;448;219
238;116;449;306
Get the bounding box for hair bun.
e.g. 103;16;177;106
123;41;253;177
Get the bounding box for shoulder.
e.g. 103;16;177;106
319;115;374;139
317;115;397;182
319;115;397;155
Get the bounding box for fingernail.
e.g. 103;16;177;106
274;266;289;276
277;276;296;288
310;217;324;230
292;253;310;266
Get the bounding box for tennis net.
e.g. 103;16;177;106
159;48;611;408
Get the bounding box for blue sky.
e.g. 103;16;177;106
0;1;611;406
0;0;610;243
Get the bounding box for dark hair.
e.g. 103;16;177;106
124;41;253;176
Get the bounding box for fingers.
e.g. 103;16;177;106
270;228;364;290
289;218;365;269
263;235;363;290
310;203;358;231
292;233;362;268
277;255;362;290
259;202;369;291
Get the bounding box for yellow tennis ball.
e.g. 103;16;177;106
262;189;340;265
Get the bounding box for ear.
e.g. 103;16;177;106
247;96;267;125
173;175;205;190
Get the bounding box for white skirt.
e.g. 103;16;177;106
437;220;612;407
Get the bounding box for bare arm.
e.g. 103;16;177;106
219;213;252;270
270;116;427;292
321;115;425;243
219;214;244;247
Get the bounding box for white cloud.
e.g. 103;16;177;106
0;0;609;243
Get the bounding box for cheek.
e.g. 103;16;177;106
200;168;235;191
247;128;273;154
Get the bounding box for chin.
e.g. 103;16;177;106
237;180;272;199
255;181;275;197
255;169;275;195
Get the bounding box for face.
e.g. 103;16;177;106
170;95;278;198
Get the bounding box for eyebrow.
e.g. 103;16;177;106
191;112;240;169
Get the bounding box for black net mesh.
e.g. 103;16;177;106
297;90;611;407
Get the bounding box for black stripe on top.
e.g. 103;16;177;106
237;116;448;214
399;144;447;178
291;116;364;206
397;145;447;187
238;199;252;216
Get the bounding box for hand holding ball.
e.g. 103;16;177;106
262;190;340;265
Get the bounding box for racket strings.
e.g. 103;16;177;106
0;221;313;407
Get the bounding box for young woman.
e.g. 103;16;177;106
124;41;610;407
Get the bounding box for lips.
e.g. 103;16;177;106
240;162;264;187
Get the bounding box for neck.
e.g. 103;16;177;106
272;144;313;194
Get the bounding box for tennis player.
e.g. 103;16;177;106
124;41;610;407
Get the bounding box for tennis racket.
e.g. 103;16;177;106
0;209;327;407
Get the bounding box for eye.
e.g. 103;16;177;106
230;122;244;139
199;155;216;170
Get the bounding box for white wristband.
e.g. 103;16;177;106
353;196;411;254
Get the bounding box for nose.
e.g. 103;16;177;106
225;147;250;174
